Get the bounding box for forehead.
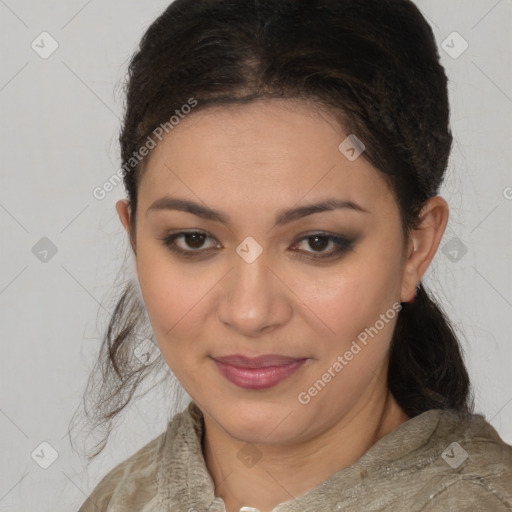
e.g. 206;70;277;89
138;99;394;215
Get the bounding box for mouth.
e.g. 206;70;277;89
211;354;309;390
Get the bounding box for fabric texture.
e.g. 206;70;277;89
78;401;512;511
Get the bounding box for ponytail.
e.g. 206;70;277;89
388;283;473;417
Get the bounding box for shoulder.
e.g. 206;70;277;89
415;408;512;511
78;402;201;512
77;431;165;512
419;478;512;511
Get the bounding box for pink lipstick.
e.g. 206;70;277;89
212;354;308;390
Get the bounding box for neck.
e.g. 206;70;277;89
202;368;410;512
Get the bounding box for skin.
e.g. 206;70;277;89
116;98;449;512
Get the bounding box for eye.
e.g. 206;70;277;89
290;233;354;259
159;231;219;257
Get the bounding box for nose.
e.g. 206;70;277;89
216;252;293;337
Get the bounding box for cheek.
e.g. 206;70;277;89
284;242;402;368
135;247;210;353
290;258;398;334
291;265;401;412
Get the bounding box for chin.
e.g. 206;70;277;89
209;397;306;445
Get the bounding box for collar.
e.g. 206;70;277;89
155;401;477;511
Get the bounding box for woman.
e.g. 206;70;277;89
75;0;512;510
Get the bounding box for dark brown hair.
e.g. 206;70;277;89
70;0;474;462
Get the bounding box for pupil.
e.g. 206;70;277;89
186;233;205;249
310;235;328;251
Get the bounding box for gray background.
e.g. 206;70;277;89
0;1;511;510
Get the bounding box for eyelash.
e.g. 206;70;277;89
158;231;355;261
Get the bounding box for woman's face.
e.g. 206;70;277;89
118;99;414;444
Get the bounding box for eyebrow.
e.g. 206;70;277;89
146;196;370;226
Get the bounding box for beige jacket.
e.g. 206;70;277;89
78;401;512;511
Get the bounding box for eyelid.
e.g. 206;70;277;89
163;230;219;251
290;232;354;256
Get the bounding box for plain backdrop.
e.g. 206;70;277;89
0;1;511;510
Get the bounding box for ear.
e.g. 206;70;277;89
116;199;137;255
400;196;449;303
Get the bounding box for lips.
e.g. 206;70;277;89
214;354;305;367
212;354;308;389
